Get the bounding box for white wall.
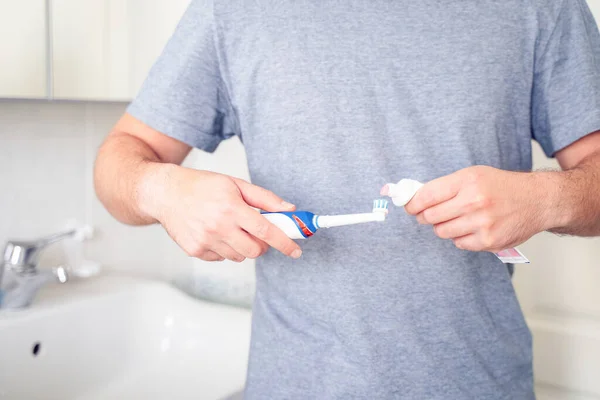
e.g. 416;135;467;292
0;100;255;305
515;143;600;400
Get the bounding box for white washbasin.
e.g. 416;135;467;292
0;275;252;400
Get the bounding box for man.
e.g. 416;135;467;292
94;0;600;398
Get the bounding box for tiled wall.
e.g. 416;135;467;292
0;100;255;304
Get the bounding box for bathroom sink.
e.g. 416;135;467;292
0;275;251;400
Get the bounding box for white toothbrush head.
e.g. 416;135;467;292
372;199;389;215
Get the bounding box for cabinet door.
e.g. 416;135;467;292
125;0;191;96
0;0;47;99
51;0;190;101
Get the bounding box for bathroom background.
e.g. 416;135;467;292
1;1;600;399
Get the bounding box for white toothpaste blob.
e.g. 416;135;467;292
383;179;424;207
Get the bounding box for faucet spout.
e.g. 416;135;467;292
0;226;89;310
1;271;55;309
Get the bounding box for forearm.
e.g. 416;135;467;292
541;150;600;236
94;132;172;226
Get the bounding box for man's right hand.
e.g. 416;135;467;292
95;114;302;263
145;166;303;262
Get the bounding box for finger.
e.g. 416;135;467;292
237;208;302;258
199;251;225;262
453;234;491;252
405;173;463;215
433;216;478;240
416;195;467;225
234;179;296;212
452;233;502;253
453;234;476;251
380;184;391;196
223;228;269;259
211;242;247;263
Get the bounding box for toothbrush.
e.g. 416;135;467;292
262;200;390;240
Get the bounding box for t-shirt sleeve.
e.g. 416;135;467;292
127;0;236;153
532;0;600;157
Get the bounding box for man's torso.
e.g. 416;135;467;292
214;1;538;398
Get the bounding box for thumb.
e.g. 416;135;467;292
233;179;296;212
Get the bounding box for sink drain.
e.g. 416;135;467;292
32;342;41;357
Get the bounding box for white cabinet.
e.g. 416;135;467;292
125;0;192;97
0;0;48;99
51;0;129;100
589;0;600;18
51;0;190;101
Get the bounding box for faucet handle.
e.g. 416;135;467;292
53;266;69;283
2;227;91;275
3;240;45;275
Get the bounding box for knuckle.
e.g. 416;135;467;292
184;248;196;257
208;201;235;222
219;202;235;217
472;192;490;209
422;209;435;224
433;224;448;239
420;191;435;208
254;222;271;240
231;255;246;263
464;198;479;213
275;239;295;256
284;242;300;256
415;213;424;224
187;243;208;258
458;241;479;252
202;253;220;262
480;233;496;250
260;242;270;254
203;220;220;235
480;193;492;208
247;245;263;259
404;204;417;215
262;188;276;199
479;213;495;230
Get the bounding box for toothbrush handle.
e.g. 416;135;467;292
316;213;385;229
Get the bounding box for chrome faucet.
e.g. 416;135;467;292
0;229;77;310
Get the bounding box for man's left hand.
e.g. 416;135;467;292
403;166;554;252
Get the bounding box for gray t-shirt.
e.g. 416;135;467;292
128;0;600;398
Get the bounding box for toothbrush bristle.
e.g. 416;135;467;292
373;199;389;213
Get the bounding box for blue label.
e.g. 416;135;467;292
261;211;317;237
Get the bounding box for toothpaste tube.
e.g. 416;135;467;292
382;179;530;264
